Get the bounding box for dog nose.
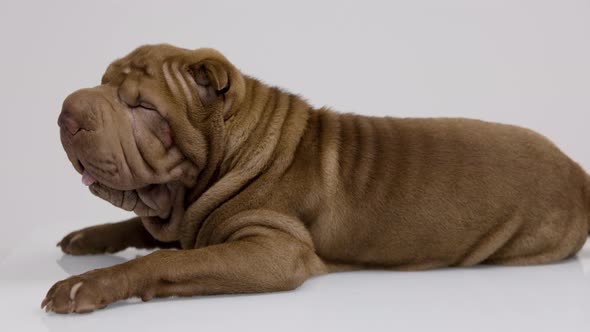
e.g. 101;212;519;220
58;111;80;135
59;89;96;135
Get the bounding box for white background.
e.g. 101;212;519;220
0;1;589;331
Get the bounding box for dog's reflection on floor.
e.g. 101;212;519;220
57;255;127;275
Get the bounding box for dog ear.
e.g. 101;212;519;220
188;48;246;119
187;50;246;119
189;60;230;107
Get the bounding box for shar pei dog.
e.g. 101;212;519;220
44;44;590;313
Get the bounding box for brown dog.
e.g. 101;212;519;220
43;44;590;314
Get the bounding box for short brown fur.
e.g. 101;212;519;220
44;44;590;313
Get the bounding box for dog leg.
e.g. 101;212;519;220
44;226;325;313
57;218;179;255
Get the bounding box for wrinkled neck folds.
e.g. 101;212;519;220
177;77;313;248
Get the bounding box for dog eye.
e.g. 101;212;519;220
138;101;157;111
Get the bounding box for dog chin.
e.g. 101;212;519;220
88;180;175;219
81;169;147;192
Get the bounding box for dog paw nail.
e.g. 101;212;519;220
41;297;48;309
70;281;83;300
70;233;84;243
44;300;53;312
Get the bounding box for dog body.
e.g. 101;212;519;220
43;44;590;313
287;113;589;269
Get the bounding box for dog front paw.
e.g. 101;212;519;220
58;225;126;255
41;268;129;314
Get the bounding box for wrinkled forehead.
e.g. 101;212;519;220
101;44;191;84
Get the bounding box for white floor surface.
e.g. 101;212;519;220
1;226;589;332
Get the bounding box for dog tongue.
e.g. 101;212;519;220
82;171;97;186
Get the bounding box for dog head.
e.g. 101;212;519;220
58;44;245;229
